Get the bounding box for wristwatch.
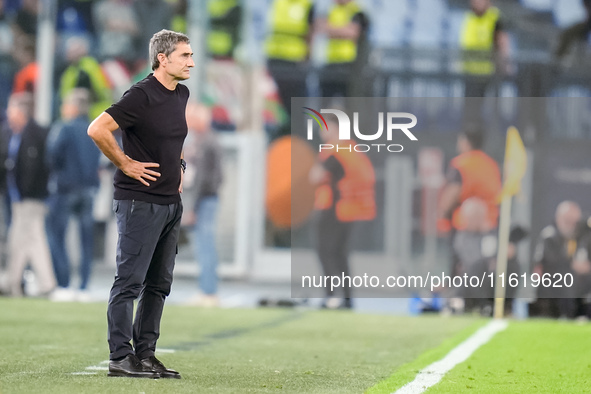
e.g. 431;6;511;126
180;159;187;173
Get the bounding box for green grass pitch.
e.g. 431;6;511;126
427;319;591;393
0;298;589;393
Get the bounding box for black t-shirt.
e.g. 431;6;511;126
106;74;189;204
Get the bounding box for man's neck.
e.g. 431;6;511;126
11;120;27;135
153;69;178;91
472;8;488;17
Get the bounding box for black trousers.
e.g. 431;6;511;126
314;209;353;298
319;63;352;101
463;76;491;128
107;199;182;360
267;59;308;118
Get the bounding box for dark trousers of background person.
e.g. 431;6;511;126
574;273;591;318
46;188;96;290
193;196;219;295
532;274;578;318
0;193;8;278
267;60;307;130
319;63;352;104
107;199;182;361
463;256;520;314
314;208;353;300
463;75;491;128
532;298;577;319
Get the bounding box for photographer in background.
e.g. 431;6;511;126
531;201;581;319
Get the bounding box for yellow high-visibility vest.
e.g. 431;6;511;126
265;0;313;62
460;7;500;75
60;56;111;120
326;1;362;64
207;0;239;57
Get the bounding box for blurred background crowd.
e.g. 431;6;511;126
0;0;590;319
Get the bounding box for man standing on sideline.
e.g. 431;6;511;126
46;88;100;302
88;29;193;379
531;201;581;319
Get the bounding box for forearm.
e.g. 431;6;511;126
88;114;161;187
327;23;360;40
91;131;129;170
495;31;510;61
439;183;462;219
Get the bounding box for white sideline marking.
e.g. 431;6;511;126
155;348;176;354
86;366;109;371
71;360;109;375
393;320;509;394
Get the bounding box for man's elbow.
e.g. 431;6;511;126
87;121;96;137
87;119;101;141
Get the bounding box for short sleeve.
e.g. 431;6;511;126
182;83;190;100
105;87;149;130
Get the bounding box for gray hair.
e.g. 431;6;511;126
63;88;91;116
149;29;190;71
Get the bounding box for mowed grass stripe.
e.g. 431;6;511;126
428;319;591;393
366;319;488;394
0;299;477;393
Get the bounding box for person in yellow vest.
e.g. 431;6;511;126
207;0;242;60
460;0;510;98
205;0;243;131
59;36;112;121
317;0;369;99
265;0;314;122
309;119;376;309
265;0;315;123
439;129;501;278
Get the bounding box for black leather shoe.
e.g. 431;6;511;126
140;355;181;379
108;354;160;378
